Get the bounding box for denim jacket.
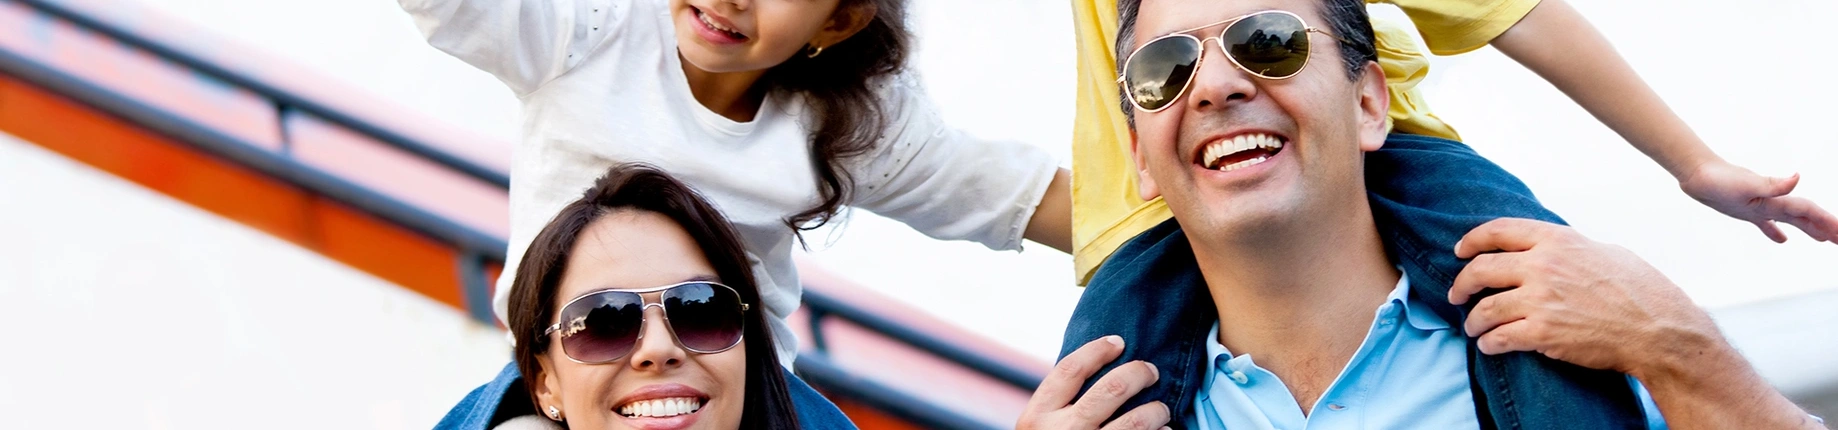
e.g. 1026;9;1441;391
1060;134;1648;429
431;362;857;429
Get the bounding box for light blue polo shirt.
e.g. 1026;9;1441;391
1192;274;1669;430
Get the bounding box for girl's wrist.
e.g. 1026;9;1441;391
1667;151;1726;185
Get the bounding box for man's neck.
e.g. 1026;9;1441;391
1190;203;1399;412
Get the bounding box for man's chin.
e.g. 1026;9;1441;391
1173;195;1300;242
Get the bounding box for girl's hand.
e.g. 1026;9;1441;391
1679;161;1838;243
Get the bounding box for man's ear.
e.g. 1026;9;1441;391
1354;61;1390;153
810;2;877;49
1131;128;1161;201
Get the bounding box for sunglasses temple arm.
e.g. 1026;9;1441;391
1308;28;1356;49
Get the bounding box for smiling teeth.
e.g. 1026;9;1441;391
697;10;740;35
1203;134;1283;171
1217;156;1269;172
619;397;703;418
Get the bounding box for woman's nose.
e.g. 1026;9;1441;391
627;306;686;371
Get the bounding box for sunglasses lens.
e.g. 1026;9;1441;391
558;292;644;363
662;282;746;353
1124;36;1202;111
1224;12;1310;79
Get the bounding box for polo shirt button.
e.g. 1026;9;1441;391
1229;371;1249;385
1327;403;1347;411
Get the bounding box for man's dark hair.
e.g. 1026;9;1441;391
1116;0;1379;125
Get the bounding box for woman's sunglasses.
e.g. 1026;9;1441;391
1118;10;1350;112
544;281;750;364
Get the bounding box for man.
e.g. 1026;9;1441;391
1015;0;1824;428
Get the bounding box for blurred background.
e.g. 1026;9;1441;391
0;0;1831;428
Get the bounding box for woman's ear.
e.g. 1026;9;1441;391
809;2;877;49
533;354;564;421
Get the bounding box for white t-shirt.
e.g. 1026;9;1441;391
401;0;1059;367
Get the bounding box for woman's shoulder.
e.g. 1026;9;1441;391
490;415;564;430
433;363;532;430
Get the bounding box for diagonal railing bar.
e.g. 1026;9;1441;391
803;288;1046;392
12;0;511;190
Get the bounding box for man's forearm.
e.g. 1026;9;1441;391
1630;328;1820;430
1490;0;1720;179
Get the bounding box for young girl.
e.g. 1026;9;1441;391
399;0;1072;367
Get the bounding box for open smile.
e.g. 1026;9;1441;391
612;384;712;430
617;396;706;418
690;6;748;43
1195;132;1287;172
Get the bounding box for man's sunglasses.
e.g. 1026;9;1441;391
1119;10;1350;112
544;281;751;364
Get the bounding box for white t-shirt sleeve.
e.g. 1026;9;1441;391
847;74;1060;252
400;0;622;95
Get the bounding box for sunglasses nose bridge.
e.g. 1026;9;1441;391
627;305;689;369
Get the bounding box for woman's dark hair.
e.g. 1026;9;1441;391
507;163;798;429
762;0;911;235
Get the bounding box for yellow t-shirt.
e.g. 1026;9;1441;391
1069;0;1542;283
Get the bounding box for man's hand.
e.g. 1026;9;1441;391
1446;218;1720;374
1448;218;1822;429
1017;336;1170;430
1680;160;1838;244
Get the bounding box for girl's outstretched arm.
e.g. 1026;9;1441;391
401;0;620;95
1024;169;1074;253
1490;0;1838;243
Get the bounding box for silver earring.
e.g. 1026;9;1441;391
805;44;825;58
546;405;562;421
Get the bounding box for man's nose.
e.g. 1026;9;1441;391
1183;41;1258;112
628;306;687;371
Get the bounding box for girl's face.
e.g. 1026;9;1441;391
534;210;748;430
670;0;866;73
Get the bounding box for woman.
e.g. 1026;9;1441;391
435;163;853;429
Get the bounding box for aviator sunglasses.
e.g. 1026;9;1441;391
1119;10;1351;112
544;281;750;364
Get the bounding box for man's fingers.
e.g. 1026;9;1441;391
1753;219;1789;243
1072;360;1159;425
1454;218;1564;259
1031;336;1126;413
1449;253;1525;306
1476;320;1541;355
1101;401;1171;430
1464;288;1530;337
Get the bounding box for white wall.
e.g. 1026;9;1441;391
0;134;509;429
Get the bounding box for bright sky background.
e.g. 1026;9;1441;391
116;0;1837;365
